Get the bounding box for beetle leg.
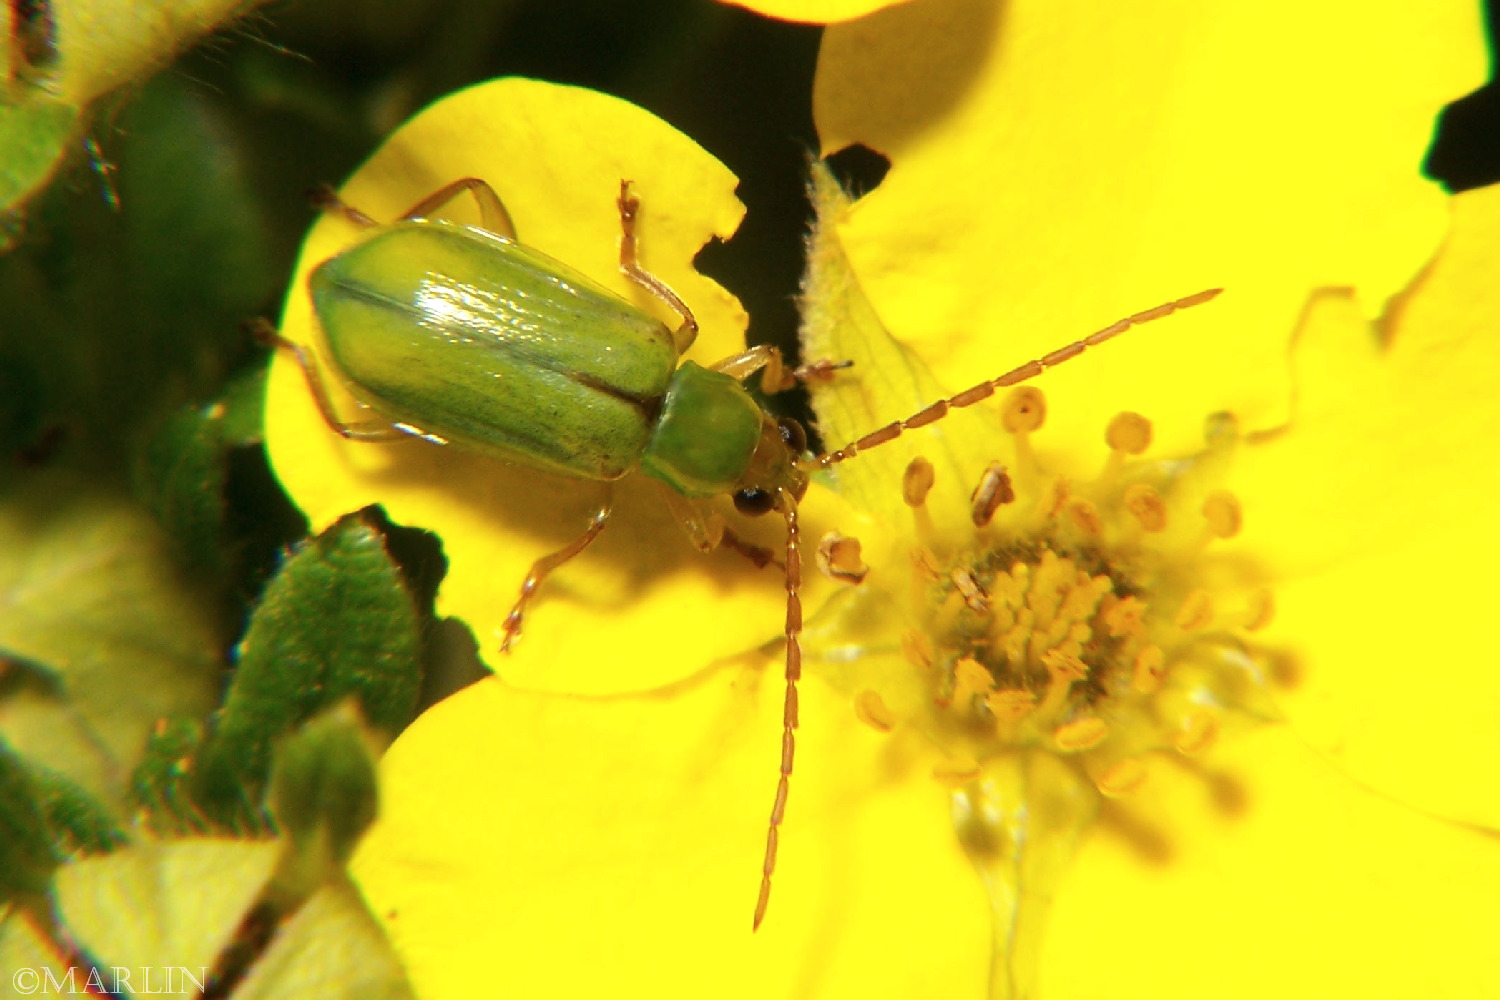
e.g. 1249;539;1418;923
499;491;615;653
616;180;700;355
710;345;855;395
398;177;518;241
661;489;779;568
251;319;412;442
308;184;380;228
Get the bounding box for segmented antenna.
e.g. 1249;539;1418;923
753;489;802;931
809;289;1223;468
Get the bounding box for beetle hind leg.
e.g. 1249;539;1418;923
500;491;615;653
251;319;412;443
617;180;700;355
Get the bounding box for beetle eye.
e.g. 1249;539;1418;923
733;487;776;517
777;417;808;454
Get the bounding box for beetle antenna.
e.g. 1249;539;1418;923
753;488;803;931
808;289;1223;469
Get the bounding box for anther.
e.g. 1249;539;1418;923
1054;716;1110;752
902;629;935;670
1123;483;1168;532
1173;710;1218;754
1202;489;1242;539
1094;758;1148;797
969;462;1014;526
1174;589;1214;631
816;532;868;584
932;755;983;787
1204;411;1240;449
986;688;1036;724
1131;645;1166;693
903;456;936;506
1243;588;1275;631
1065;499;1103;535
1002;386;1047;433
1105;412;1153;454
950;657;996;709
853;690;895;732
951;568;988;611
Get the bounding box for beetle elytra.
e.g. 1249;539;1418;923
261;176;1220;930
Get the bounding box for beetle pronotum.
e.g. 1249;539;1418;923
262;176;1219;930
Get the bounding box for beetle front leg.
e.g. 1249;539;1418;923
500;490;615;653
399;177;518;241
251;319;412;443
617;180;700;355
711;345;855;395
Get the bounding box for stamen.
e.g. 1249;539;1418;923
1202;489;1242;539
1094;758;1148;797
1173;710;1218;754
1002;386;1047;433
985;688;1036;725
950;657;996;709
1065;498;1103;536
903;456;936;506
1124;484;1168;532
854;690;895;732
969;462;1014;527
951;568;988;611
932;755;982;787
1054;716;1109;752
1106;412;1153;454
1131;645;1166;693
816;532;868;584
1174;589;1214;631
902;629;935;670
1242;589;1275;631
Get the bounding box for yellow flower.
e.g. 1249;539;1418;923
263;5;1500;999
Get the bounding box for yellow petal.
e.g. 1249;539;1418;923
265;78;819;693
721;0;913;23
354;671;990;998
1041;725;1500;998
1227;184;1500;829
815;0;1485;457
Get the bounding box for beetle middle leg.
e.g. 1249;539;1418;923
499;489;615;653
617;180;700;355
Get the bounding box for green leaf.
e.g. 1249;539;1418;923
193;514;420;825
0;471;222;812
52;837;283;989
0;740;59;900
135;366;268;575
28;761;128;856
268;701;381;901
0;98;80;225
231;876;415;1000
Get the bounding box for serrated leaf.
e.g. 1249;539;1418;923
193;514;419;824
0;472;222;811
135;367;269;575
232;876;414;1000
0;741;59;899
52;837;283;996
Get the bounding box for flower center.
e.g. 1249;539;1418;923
855;386;1275;798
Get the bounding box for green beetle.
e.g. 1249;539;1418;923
263;176;1220;930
